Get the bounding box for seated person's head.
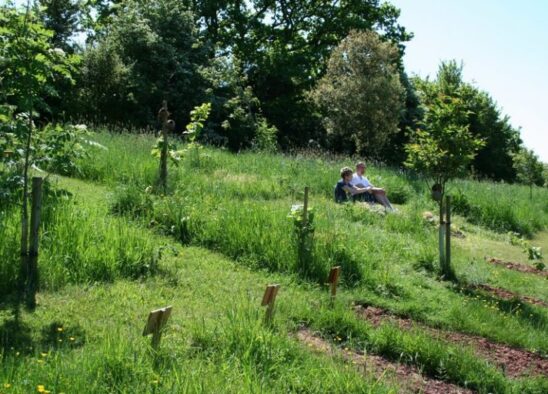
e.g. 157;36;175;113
340;167;353;183
356;161;366;175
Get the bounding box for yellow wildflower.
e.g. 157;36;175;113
37;385;45;393
4;383;11;388
57;327;63;332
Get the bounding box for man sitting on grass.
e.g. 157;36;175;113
352;162;394;211
334;166;374;203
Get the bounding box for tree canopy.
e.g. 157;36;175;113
310;30;405;157
0;1;544;184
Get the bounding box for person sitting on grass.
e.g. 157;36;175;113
352;161;394;211
334;166;373;203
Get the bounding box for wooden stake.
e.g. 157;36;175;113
303;187;309;225
158;100;169;193
26;177;43;309
261;284;280;323
328;266;341;304
438;198;445;273
143;306;172;350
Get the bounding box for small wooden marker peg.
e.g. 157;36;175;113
261;284;280;322
328;266;342;300
143;305;172;350
303;187;309;224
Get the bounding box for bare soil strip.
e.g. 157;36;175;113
354;304;548;378
297;328;472;394
487;257;547;277
469;283;548;307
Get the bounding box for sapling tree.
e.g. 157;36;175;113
183;103;211;167
512;147;544;199
151;102;211;190
288;204;316;279
405;93;484;278
1;2;75;294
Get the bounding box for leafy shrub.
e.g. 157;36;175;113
252;117;278;153
37;123;89;176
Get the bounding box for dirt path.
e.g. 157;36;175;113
354;304;548;378
487;257;547;277
468;283;548;307
297;328;473;394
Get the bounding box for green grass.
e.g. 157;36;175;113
0;179;158;298
1;131;547;392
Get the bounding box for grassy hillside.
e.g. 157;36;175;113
1;132;547;393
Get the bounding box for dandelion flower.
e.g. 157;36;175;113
37;385;45;392
4;383;11;388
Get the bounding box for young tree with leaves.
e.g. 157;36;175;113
512;147;545;199
1;2;75;294
405;89;484;279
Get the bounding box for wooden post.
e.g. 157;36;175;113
158;101;169;193
143;306;172;350
261;284;280;323
445;195;452;277
328;266;341;305
303;187;309;225
438;198;445;273
26;177;43;309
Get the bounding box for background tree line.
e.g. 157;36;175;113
1;0;546;186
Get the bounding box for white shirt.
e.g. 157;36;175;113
352;174;371;188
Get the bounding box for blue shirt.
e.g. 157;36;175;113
334;180;351;203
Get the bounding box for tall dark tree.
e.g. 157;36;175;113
38;0;82;53
77;0;208;127
189;0;412;148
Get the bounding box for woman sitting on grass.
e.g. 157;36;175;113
352;162;394;211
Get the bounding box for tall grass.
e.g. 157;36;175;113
0;189;158;297
76;131;548;354
80;132;548;236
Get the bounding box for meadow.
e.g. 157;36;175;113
1;131;547;393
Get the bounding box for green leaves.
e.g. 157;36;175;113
0;5;76;114
405;71;485;195
185;102;212;142
310;30;405;157
512;148;545;188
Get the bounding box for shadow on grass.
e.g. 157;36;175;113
1;298;86;358
40;321;86;349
